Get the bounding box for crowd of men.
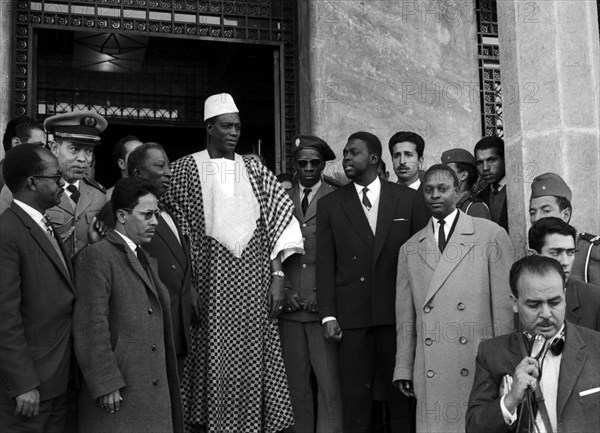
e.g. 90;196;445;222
0;94;599;433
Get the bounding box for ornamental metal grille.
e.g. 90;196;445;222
475;0;503;138
13;0;298;166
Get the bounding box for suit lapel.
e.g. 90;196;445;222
304;182;329;222
341;184;373;248
372;181;395;265
155;215;187;269
289;186;303;221
11;206;73;289
56;190;75;215
418;223;438;272
557;325;587;418
424;213;476;305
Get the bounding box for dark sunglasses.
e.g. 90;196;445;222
124;208;161;221
31;170;63;184
296;159;321;168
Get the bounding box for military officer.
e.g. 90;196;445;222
529;172;599;287
441;148;491;220
279;135;343;433
44;111;108;257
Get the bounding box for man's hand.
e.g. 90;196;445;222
323;320;342;343
504;357;539;414
304;292;318;313
14;389;39;417
283;290;302;313
87;217;108;244
268;277;285;320
98;389;122;413
396;380;415;398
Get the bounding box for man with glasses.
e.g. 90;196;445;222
0;144;75;432
279;135;342;433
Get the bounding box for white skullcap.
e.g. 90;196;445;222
203;93;239;121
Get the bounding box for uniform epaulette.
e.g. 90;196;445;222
579;232;600;244
83;177;107;193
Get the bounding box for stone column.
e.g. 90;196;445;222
498;0;600;252
0;0;15;160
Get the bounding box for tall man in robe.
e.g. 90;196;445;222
394;164;514;433
162;93;303;433
316;131;427;433
279;135;342;433
0;144;75;432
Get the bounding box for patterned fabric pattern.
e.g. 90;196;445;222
163;154;294;433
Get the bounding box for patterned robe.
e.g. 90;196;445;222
163;152;297;433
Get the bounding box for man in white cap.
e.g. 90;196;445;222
1;111;108;257
163;93;303;432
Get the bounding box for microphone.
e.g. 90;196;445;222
528;334;547;360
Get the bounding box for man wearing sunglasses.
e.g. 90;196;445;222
278;135;342;433
0;144;75;432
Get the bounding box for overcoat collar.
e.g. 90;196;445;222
419;211;478;306
105;229;158;297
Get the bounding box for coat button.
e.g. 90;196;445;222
425;338;433;346
153;379;159;385
459;336;467;344
148;308;153;314
152;344;157;351
352;256;357;260
171;264;176;270
427;370;435;378
423;306;431;314
460;368;469;376
302;223;307;228
302;264;307;268
302;237;306;241
457;302;465;311
360;277;365;282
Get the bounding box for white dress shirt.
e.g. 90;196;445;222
63;179;80;201
432;209;459;245
408;177;421;191
114;229;138;254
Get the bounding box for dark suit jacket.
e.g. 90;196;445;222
466;323;600;433
478;185;508;232
316;180;427;329
566;278;600;332
281;182;336;322
0;203;75;402
98;201;193;356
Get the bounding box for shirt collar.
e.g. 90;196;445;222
114;229;138;253
408;177;421;190
494;176;507;191
64;180;80;189
13;199;45;226
353;176;381;196
299;179;322;195
432;208;459;229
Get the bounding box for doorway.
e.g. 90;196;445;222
34;28;282;188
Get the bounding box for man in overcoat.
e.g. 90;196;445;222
394;164;514;433
73;178;183;433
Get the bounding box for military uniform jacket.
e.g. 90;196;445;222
281;182;336;322
46;178;107;257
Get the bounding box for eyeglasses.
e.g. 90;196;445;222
296;159;321;168
124;208;161;221
31;171;63;184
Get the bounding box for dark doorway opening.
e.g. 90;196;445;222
35;28;280;189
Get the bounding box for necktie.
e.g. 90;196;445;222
301;188;311;214
438;219;446;253
43;216;69;273
66;184;80;204
362;187;372;210
136;246;149;270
